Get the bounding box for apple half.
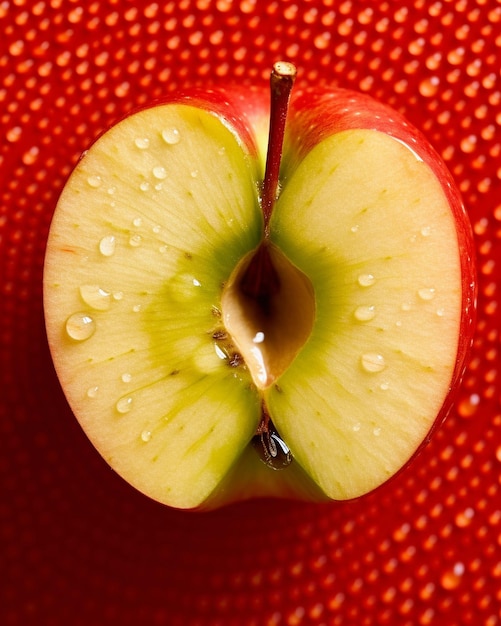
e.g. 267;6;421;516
44;63;476;509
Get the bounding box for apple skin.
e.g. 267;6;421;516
44;81;477;509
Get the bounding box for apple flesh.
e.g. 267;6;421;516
43;65;476;509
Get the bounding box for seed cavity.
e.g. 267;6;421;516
252;418;292;470
65;312;96;341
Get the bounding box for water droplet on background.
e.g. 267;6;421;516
65;312;96;341
132;217;142;227
139;181;150;192
99;235;116;257
121;373;132;383
161;128;180;144
79;284;111;310
361;352;386;373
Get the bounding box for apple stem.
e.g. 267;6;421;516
261;61;297;236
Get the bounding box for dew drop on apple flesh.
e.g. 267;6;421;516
87;175;102;188
65;312;96;341
134;137;150;149
161;128;180;145
354;305;376;322
418;287;436;300
116;396;133;414
358;273;375;287
129;234;142;247
152;166;167;180
79;284;111;310
361;352;386;373
99;235;116;257
141;430;152;442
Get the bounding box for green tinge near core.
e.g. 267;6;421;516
266;128;462;500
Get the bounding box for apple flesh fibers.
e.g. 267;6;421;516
43;65;475;509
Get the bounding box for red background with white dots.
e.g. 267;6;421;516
1;1;500;625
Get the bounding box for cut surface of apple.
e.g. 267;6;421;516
44;73;475;509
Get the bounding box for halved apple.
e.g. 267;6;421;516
44;63;476;509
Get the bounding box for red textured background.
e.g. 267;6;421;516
1;1;500;625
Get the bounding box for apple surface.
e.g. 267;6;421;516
43;64;476;509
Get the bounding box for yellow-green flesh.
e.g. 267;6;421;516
267;129;462;499
44;104;462;508
44;105;264;509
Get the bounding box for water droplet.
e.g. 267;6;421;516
253;331;265;343
436;308;445;317
154;183;163;191
354;305;376;321
65;312;96;341
132;217;142;227
161;128;180;145
152;166;167;180
214;344;228;360
418;287;436;300
159;245;168;254
190;169;199;178
79;284;111;310
121;372;132;383
132;304;142;312
252;420;292;470
87;386;99;398
218;146;226;155
361;352;386;373
99;235;116;257
380;382;390;391
107;186;116;195
129;234;142;247
351;224;360;233
152;224;161;234
421;226;431;237
192;278;201;287
358;273;375;287
87;175;102;188
134;137;150;149
352;422;361;432
401;302;412;311
116;396;133;414
141;430;152;442
139;181;150;192
373;427;382;436
113;291;123;300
